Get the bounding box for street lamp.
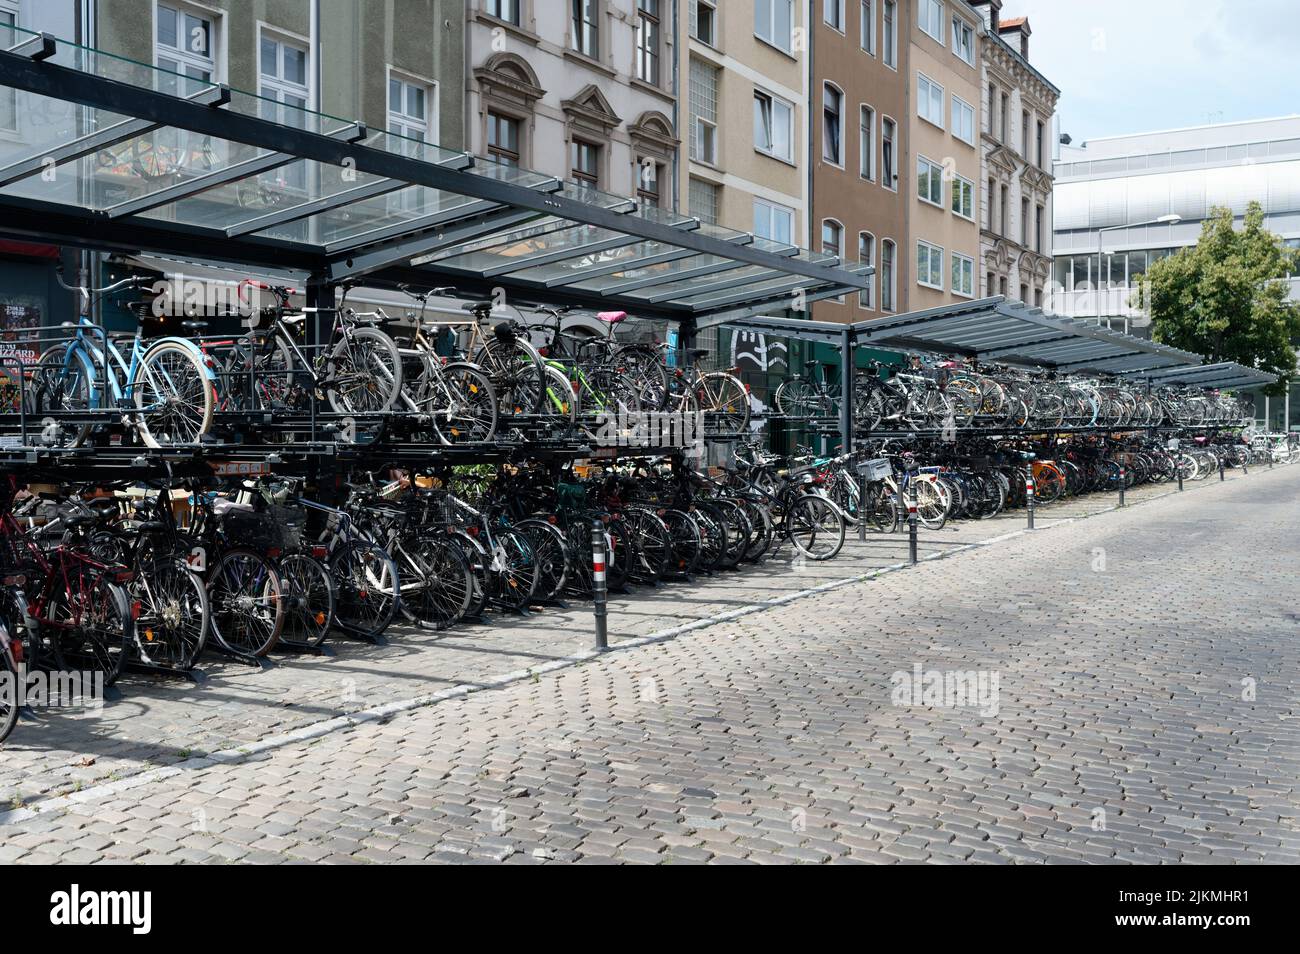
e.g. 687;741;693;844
1096;213;1182;330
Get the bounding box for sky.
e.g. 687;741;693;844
1011;0;1300;146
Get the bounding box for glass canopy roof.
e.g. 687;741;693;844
0;25;870;325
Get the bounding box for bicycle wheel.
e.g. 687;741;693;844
616;344;670;412
131;547;209;670
785;494;845;561
696;371;750;439
514;518;571;604
775;379;817;417
661;508;702;575
133;341;215;446
329;540;399;639
474;336;545;416
625;508;672;582
738;499;774;563
326;326;403;414
430;363;498;444
207;549;284;657
45;572;130;687
913;478;950;530
28;343;93;447
538;364;579;436
866;484;900;532
0;616;21;744
398;536;473;631
490;529;538;611
278;552;336;648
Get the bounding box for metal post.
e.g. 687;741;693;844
1219;456;1225;481
591;519;609;650
1025;461;1035;530
839;326;854;454
1118;462;1126;507
1177;466;1184;491
857;471;868;542
907;479;918;564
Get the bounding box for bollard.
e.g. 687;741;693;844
1177;465;1184;491
591;519;608;650
1118;463;1126;507
907;480;919;564
1241;454;1248;476
1219;457;1225;481
858;472;868;542
1025;463;1035;530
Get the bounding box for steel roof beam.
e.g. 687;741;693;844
226;175;411;237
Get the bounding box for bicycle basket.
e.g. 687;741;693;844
857;458;893;481
492;321;518;344
556;481;588;511
220;506;288;552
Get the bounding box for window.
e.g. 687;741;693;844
858;232;876;309
637;158;662;207
917;73;944;127
756;0;795;52
987;177;995;229
571;139;601;187
486;0;520;24
861;0;875;53
156;3;217;88
881;116;897;188
691;0;716;45
1034;287;1043;308
917;156;943;206
1021;109;1030;157
1036;120;1045;167
387;73;431;143
881;239;896;310
1000;91;1009;142
689;58;719;164
919;0;944;42
1020;282;1028;303
952;95;975;145
754;89;794;162
998;275;1007;296
859;105;875;180
636;0;661;85
571;0;598;57
951;174;974;219
988;82;998;139
488;111;521;165
1035;205;1044;253
1021;196;1029;245
261;34;310;126
689;177;719;225
822;219;842;259
754;198;794;245
825;0;845;31
823;83;843;165
1000;184;1008;237
883;0;897;67
917;240;943;290
951;252;974;297
952;15;974;65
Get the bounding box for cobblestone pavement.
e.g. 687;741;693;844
2;463;1297;863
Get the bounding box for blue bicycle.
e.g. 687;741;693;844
32;274;217;448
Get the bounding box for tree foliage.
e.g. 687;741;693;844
1135;201;1299;395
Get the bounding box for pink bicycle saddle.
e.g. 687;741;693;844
596;311;628;323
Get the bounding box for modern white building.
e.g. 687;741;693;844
1049;115;1300;332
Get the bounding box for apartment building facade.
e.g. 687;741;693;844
905;0;982;309
810;0;908;323
680;0;809;245
467;0;679;205
969;1;1057;307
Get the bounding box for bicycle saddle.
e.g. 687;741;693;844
596;311;627;323
182;320;208;332
281;314;307;326
211;497;254;516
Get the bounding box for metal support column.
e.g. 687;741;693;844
1118;462;1126;507
591;519;609;650
1025;458;1036;530
839;325;854;454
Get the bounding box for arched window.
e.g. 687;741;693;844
858;232;876;309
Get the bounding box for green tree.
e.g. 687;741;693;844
1134;201;1300;395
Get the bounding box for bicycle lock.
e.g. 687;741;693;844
591;519;609;650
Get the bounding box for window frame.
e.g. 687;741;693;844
858;231;876;309
570;137;602;188
861;0;876;53
754;88;795;164
882;0;897;68
951;252;975;298
918;0;945;44
916;154;944;208
755;0;795;54
916;239;945;291
754;197;795;245
485;0;521;25
571;0;600;59
154;1;222;83
951;94;975;146
822;82;845;167
881;238;897;311
635;0;662;86
692;0;717;46
824;0;846;32
917;72;944;129
487;110;523;166
881;115;897;190
859;104;875;181
950;173;974;221
951;14;975;66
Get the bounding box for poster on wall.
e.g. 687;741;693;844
0;299;42;413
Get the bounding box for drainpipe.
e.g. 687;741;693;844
671;0;679;211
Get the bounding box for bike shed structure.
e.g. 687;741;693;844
0;27;871;343
716;296;1278;446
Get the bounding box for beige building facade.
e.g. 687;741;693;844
905;0;983;310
